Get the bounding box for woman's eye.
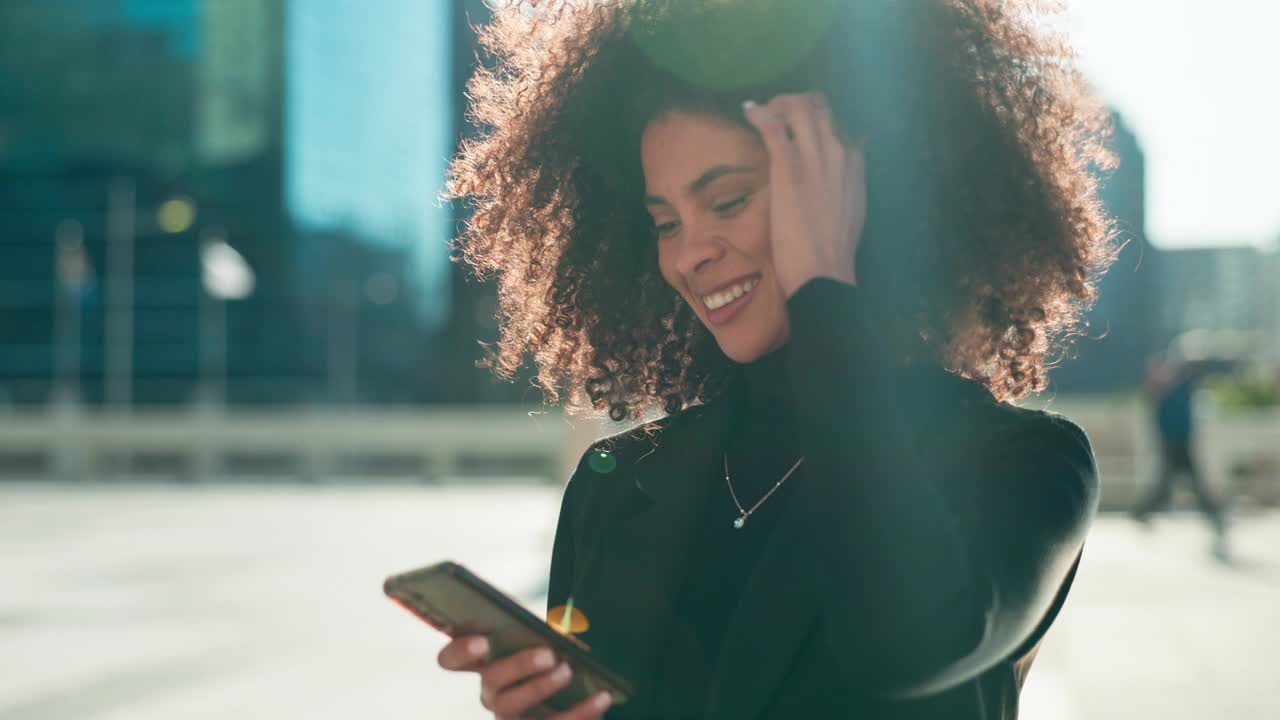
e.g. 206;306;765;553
714;194;750;214
653;221;679;238
651;195;748;240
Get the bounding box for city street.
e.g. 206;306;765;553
1;481;1276;719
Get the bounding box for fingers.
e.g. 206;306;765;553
438;638;611;718
742;91;845;181
547;691;614;719
806;92;849;168
487;660;574;717
438;634;491;671
742;98;800;181
478;646;561;714
480;646;556;690
769;93;827;169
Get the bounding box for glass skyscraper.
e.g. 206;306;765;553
286;0;453;330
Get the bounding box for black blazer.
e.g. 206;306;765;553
547;278;1099;719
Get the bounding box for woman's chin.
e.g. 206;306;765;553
696;300;788;364
714;333;768;365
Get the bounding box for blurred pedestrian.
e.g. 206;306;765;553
433;2;1116;718
1130;352;1232;563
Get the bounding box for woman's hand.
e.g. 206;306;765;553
436;634;614;719
742;91;866;299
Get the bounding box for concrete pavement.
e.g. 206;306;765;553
0;482;1275;719
1023;509;1280;720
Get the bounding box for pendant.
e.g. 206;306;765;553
733;515;746;529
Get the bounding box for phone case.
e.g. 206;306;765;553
383;560;634;717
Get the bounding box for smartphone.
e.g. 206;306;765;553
383;560;634;717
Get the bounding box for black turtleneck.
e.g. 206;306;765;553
650;339;810;711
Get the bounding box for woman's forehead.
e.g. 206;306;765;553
640;112;763;194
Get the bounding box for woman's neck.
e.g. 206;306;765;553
726;341;796;450
740;341;790;404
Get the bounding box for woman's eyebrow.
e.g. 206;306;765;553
644;164;756;206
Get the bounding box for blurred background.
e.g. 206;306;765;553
0;1;1277;718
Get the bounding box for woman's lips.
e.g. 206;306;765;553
704;281;758;326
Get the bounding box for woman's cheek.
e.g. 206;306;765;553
750;204;772;254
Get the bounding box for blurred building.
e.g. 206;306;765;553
283;0;514;406
1047;111;1280;391
0;0;303;407
1155;244;1280;357
285;0;453;331
0;0;536;409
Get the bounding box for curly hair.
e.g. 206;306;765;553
443;0;1119;422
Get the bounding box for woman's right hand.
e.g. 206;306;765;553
437;634;614;719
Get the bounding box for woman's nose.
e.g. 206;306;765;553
674;229;725;277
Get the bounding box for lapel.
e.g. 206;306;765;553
567;385;740;718
570;375;822;720
699;370;826;720
702;470;823;719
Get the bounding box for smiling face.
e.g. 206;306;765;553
641;110;789;364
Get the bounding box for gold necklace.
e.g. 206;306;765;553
723;452;805;529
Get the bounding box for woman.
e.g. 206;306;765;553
437;1;1117;717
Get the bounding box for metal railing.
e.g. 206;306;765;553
3;399;1275;510
0;405;591;483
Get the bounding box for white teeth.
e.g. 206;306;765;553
701;277;759;311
